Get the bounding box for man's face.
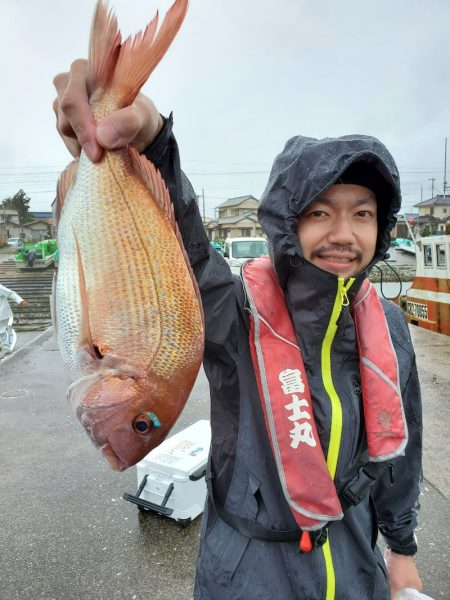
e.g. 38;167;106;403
296;183;378;279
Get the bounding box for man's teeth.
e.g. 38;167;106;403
321;256;353;263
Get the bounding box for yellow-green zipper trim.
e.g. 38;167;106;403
322;277;355;478
322;542;335;600
321;276;355;600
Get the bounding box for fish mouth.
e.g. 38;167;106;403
67;370;147;470
100;443;127;471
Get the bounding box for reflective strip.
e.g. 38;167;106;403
323;539;335;600
258;315;300;351
361;356;402;398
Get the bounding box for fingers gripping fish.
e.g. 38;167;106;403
54;0;204;471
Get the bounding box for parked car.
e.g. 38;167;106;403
223;237;268;274
7;238;23;249
210;241;223;254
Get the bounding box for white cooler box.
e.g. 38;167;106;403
123;419;211;526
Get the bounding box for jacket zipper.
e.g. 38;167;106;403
321;276;355;600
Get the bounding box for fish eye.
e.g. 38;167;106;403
132;414;153;435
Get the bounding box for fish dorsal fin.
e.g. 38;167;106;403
56;159;78;226
129;146;204;325
129;145;177;230
87;0;188;108
72;228;98;361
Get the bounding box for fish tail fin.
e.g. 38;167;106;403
87;1;122;97
88;0;188;108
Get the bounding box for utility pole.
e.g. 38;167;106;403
196;190;206;222
202;188;205;222
428;177;436;199
443;137;448;199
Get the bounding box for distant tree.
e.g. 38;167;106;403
421;226;430;237
1;189;34;225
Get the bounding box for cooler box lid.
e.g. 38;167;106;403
137;419;211;479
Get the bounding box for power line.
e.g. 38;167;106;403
0;165;446;175
1;190;55;194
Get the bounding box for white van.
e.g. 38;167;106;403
223;237;268;274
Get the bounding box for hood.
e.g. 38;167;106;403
258;134;401;287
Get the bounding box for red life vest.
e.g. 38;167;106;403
242;256;408;531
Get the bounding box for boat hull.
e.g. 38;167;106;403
15;255;56;270
406;276;450;336
14;239;58;271
405;234;450;336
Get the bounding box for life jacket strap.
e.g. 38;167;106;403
339;461;394;512
206;460;390;548
206;470;300;542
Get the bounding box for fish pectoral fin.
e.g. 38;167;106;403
56;159;78;226
72;228;97;360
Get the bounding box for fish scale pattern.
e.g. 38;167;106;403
56;148;203;383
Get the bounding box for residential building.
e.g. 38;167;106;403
0;208;20;243
0;207;55;244
205;195;265;241
24;219;55;242
412;195;450;235
414;194;450;220
1;208;20;224
392;212;417;239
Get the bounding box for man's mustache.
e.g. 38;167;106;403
311;245;363;260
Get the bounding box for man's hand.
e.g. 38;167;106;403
53;59;163;163
384;548;422;598
19;300;29;307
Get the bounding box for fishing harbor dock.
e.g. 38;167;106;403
0;257;54;330
0;323;449;599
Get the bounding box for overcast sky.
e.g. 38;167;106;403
0;0;449;217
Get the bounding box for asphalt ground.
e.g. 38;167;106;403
0;325;449;600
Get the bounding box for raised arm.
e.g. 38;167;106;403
0;284;26;306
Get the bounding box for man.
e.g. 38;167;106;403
0;283;28;357
53;61;423;599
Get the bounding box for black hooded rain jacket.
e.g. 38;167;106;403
144;117;422;600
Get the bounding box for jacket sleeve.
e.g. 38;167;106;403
371;307;423;556
142;114;241;358
0;284;23;305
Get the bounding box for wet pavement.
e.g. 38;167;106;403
0;325;449;599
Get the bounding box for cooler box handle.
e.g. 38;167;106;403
189;466;207;481
123;475;174;516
